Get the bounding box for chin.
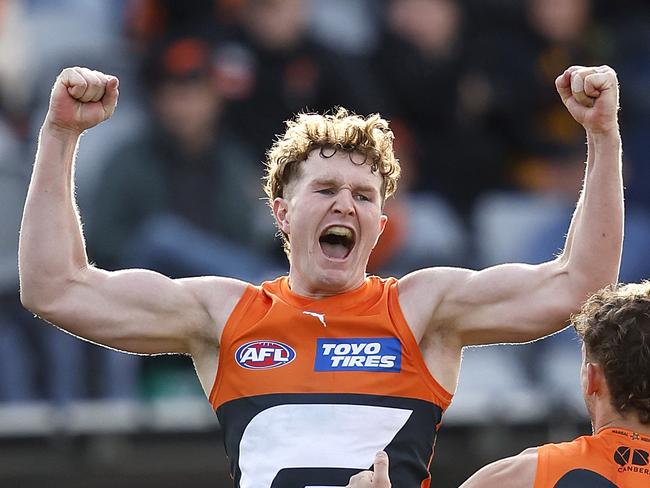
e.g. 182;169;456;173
314;270;352;289
310;266;361;293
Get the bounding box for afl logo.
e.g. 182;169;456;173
236;340;296;370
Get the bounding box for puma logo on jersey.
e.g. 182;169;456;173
303;310;327;327
315;338;401;372
236;340;296;370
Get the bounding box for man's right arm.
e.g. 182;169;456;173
19;67;246;356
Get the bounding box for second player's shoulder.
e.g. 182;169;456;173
460;447;539;488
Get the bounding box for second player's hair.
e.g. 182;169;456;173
573;281;650;424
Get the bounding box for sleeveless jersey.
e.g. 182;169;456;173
535;427;650;487
209;276;453;488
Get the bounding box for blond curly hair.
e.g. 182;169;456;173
263;107;401;256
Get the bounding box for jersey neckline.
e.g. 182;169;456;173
271;275;381;311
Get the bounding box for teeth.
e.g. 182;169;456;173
325;226;353;239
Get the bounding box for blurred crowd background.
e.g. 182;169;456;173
0;0;649;485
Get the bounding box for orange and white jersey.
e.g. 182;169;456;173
209;276;452;488
535;428;650;487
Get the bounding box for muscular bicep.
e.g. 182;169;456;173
403;260;584;346
444;260;583;345
37;265;245;355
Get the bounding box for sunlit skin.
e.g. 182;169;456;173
273;150;388;298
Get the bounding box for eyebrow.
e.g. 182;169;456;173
311;177;341;188
311;178;379;195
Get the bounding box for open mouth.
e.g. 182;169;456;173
319;225;356;260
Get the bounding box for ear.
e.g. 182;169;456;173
586;362;604;396
273;197;291;235
373;214;389;248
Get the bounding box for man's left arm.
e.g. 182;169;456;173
552;66;623;298
400;66;623;345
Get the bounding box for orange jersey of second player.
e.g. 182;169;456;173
535;427;650;487
209;275;453;488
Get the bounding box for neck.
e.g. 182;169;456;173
594;414;650;436
287;267;365;299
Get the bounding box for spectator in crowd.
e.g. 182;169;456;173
371;0;503;214
215;0;384;161
366;121;468;276
600;3;650;210
0;107;34;402
126;0;232;47
88;36;276;281
465;0;607;194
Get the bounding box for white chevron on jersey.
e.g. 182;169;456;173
238;403;413;488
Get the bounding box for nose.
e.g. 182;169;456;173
332;188;355;216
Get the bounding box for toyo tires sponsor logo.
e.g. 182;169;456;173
314;338;402;372
236;340;296;370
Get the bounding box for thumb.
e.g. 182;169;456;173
373;451;390;487
102;76;120;116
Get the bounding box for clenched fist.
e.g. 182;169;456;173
45;67;119;135
555;65;619;134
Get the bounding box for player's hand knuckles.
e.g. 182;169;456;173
574;68;596;86
94;70;112;87
72;66;93;83
69;77;88;99
67;67;90;96
92;83;107;102
598;64;616;76
583;73;602;93
589;72;617;95
58;67;76;82
566;65;585;74
605;70;619;86
81;72;102;102
86;71;102;88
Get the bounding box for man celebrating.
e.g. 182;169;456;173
459;281;650;487
20;64;622;486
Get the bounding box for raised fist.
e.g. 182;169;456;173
45;67;119;135
555;65;619;134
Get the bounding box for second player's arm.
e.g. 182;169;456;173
459;448;538;488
